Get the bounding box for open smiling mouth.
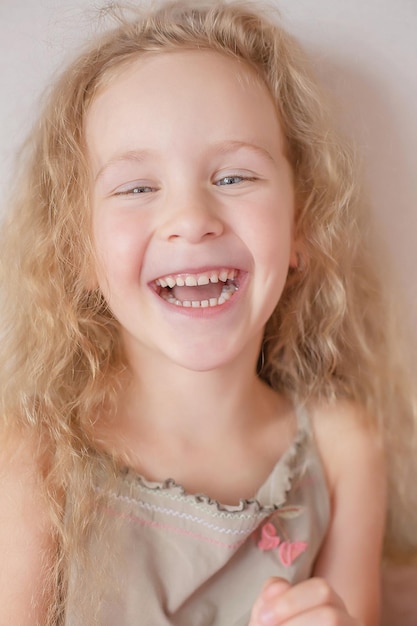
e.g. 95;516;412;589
153;268;239;308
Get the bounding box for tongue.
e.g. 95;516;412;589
172;283;223;301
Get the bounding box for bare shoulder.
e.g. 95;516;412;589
0;427;54;624
308;399;385;492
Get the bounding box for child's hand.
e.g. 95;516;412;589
249;577;361;626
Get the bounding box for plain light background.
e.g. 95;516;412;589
1;0;416;349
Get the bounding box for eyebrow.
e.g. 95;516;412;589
211;140;276;164
94;140;277;182
95;150;153;183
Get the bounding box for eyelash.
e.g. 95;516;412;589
114;185;155;196
215;175;256;186
113;174;257;196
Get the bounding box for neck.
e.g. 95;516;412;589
112;333;278;446
98;335;293;496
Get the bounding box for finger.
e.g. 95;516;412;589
261;577;292;600
254;577;346;626
249;578;291;626
258;605;357;626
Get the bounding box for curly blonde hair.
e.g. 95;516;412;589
1;0;416;621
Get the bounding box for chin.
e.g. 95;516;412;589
173;354;234;374
166;340;254;375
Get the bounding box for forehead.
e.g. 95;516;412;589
95;46;267;89
84;49;286;169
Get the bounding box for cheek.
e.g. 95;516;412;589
249;200;294;303
251;206;294;265
92;213;148;289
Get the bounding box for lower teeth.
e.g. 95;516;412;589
162;282;237;308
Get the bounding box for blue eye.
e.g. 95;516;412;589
114;185;154;196
130;186;152;193
216;176;244;186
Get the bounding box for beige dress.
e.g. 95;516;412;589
65;407;330;625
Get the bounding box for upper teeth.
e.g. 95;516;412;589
155;268;236;288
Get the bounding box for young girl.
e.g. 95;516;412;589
0;1;416;624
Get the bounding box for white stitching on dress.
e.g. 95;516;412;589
96;487;269;534
95;484;269;520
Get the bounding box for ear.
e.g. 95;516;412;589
289;230;304;270
83;267;100;292
289;239;298;269
289;236;306;272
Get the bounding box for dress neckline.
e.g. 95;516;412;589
111;405;311;514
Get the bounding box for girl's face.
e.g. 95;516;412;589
86;50;296;372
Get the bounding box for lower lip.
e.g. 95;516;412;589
151;272;248;318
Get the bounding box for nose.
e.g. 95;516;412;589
159;187;224;244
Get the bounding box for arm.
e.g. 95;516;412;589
0;430;55;625
312;402;386;624
250;402;386;626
